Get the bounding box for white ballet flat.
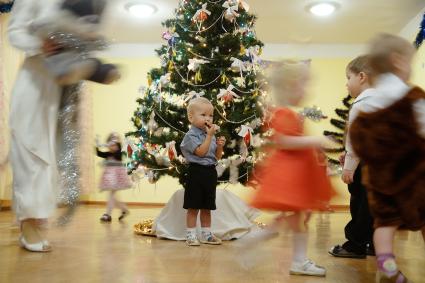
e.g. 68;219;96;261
19;236;52;252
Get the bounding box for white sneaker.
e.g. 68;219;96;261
186;234;200;246
289;259;326;277
200;232;222;245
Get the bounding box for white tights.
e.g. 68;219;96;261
106;191;127;215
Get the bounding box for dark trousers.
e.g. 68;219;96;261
343;165;374;253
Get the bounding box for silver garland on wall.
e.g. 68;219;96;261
56;83;83;226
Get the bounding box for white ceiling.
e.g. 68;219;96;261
101;0;425;44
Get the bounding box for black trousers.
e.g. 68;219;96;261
344;165;374;253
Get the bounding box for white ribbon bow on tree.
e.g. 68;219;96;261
230;57;247;78
184;90;205;102
218;84;240;102
158;73;171;91
222;1;239;22
188;58;209;72
246;45;261;64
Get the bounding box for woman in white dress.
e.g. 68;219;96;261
8;0;65;252
152;188;261;241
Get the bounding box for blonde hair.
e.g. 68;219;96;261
369;33;415;75
266;59;310;106
347;55;371;76
187;97;212;115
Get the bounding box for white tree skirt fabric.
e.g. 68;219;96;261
153;188;261;241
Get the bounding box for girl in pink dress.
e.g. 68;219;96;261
96;132;132;222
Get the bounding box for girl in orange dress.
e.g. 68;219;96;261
249;60;336;277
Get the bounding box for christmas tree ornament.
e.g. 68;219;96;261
153;127;164;137
166;141;178;161
230;57;247;78
188;58;209;72
184;90;205;102
147;112;158;132
217;158;231;177
238;0;250;11
192;3;211;31
222;0;239;22
246;45;261;64
239;140;248;158
235;77;246;87
238;125;253;146
158;73;171;91
229;155;244;184
218;85;240;103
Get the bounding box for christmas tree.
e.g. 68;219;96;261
126;0;267;186
323;94;352;166
415;13;425;49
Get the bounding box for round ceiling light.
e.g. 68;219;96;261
308;2;338;17
126;3;157;18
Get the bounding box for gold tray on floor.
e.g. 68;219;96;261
134;219;156;237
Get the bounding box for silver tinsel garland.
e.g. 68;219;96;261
299;105;327;122
47;31;108;55
56;83;83;226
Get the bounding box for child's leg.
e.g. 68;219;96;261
111;191;128;212
288;212;325;277
106;191;115;215
110;192;129;221
374;226;411;282
99;191;114;221
200;209;211;228
186;209;200;246
374;226;402;278
186;209;199;228
287;212;308;263
199;209;221;245
374;226;396;254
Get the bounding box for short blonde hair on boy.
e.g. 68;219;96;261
266;59;310;106
187;97;212;115
368;33;415;75
347;55;371;76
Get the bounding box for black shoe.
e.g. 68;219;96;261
328;244;366;259
100;214;112;222
118;210;129;221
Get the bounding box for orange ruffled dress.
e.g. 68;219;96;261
251;107;335;211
